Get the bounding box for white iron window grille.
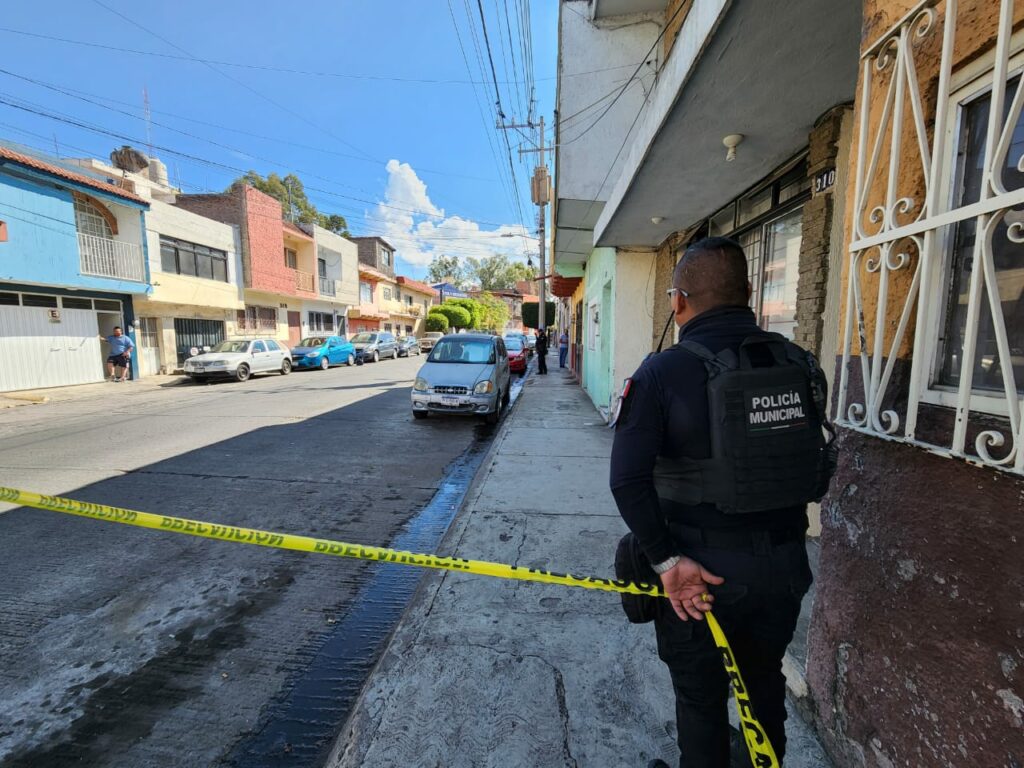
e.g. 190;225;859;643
837;0;1024;473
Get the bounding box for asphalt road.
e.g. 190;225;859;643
0;354;497;767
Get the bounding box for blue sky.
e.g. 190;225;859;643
0;1;557;277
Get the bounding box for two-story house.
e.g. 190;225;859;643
0;145;150;391
302;224;359;337
175;184;314;346
395;277;438;337
69;151;244;375
349;263;390;334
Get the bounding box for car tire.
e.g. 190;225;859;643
502;388;510;409
320;357;330;370
372;350;380;363
280;359;292;375
485;394;501;425
346;353;355;367
235;364;251;382
413;411;428;420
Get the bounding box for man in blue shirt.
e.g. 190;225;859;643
100;326;134;382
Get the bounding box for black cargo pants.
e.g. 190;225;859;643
653;526;812;768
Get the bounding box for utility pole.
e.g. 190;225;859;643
500;113;551;335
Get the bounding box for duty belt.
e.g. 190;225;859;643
669;523;805;552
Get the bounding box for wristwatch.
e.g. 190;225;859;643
651;555;682;575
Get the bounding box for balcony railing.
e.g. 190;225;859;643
318;276;337;297
78;233;146;283
295;269;314;292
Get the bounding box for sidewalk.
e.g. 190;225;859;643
328;363;830;767
0;375;186;409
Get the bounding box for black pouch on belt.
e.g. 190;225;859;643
614;533;664;624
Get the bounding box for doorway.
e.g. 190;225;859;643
287;311;301;346
138;317;161;375
97;311;124;378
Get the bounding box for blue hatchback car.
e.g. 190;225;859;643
291;335;357;370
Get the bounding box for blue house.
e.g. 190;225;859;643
0;145;151;391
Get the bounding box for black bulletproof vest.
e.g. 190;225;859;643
653;333;837;515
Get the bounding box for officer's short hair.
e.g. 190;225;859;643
673;237;749;310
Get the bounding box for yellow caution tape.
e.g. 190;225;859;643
0;486;779;768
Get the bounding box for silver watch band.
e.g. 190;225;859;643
651;555;682;575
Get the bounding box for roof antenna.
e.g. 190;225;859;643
143;86;153;157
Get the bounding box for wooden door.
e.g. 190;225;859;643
287;311;301;346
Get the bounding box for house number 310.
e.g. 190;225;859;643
813;168;836;195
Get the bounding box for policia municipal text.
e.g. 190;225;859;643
610;238;836;768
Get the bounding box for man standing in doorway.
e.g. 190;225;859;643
100;326;134;382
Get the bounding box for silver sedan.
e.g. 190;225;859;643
411;334;511;424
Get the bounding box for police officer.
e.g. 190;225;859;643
610;237;833;768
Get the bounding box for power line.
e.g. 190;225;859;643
0;27;634;85
88;0;376;163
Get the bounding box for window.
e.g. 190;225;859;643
22;294;58;308
0;292;17;305
284;247;298;269
94;299;121;312
318;258;327;278
360;281;373;303
138;317;159;348
938;75;1024;394
381;249;391;267
237;305;277;331
383;287;393;301
265;340;281;352
159;236;229;282
253;341;267;353
406;295;413;306
384;323;393;332
308;311;334;332
73;197;113;239
62;297;93;309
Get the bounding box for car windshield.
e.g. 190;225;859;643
351;333;377;343
298;337;326;347
210;340;250;354
504;337;524;350
428;339;494;364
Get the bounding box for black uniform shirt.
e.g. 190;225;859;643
609;305;808;564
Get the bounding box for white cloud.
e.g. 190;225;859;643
373;159;535;276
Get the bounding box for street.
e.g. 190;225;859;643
0;355;503;767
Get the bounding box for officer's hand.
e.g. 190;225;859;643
660;557;724;621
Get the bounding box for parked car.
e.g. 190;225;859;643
397;337;421;357
418;332;444;352
183;339;292;382
503;334;527;375
523;333;537;352
351;331;398;362
505;331;531;356
411;334;511;424
291;335;357;370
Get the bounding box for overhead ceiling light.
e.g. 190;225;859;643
650;216;664;225
722;134;744;162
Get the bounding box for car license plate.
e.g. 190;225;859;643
193;365;204;372
442;395;460;406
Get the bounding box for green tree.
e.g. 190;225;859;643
522;301;555;329
425;312;449;332
231;172;349;236
477;292;510;332
432;304;472;330
464;253;534;291
426;254;466;286
446;298;483;330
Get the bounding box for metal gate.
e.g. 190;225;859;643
173;318;225;365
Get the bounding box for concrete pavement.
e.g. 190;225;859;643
329;362;831;768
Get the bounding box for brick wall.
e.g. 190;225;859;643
242;186;291;295
793;106;849;356
350;237;395;278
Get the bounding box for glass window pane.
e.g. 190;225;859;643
178;246;196;276
738;187;773;227
0;292;19;305
737;227;764;318
62;297;93;309
760;210;803;338
94;299;121;311
212;256;227;282
709;205;735;236
196;252;213;280
160;242;178;273
22;294;58;307
940;76;1024;393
